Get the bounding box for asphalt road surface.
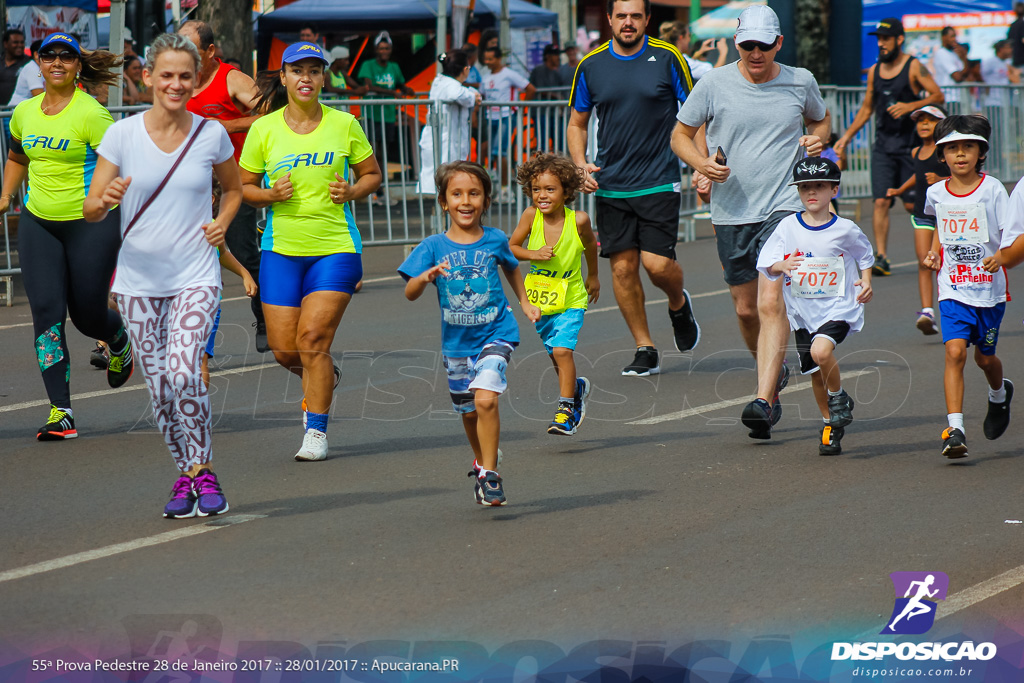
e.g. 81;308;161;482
1;208;1022;681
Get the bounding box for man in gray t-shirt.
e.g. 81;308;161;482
671;5;830;440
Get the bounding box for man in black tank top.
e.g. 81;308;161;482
834;18;943;276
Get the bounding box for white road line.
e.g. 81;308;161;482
0;515;266;584
0;362;279;414
629;368;875;425
0;321;32;330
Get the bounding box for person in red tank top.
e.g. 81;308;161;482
179;20;271;352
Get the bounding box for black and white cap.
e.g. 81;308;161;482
789;157;841;186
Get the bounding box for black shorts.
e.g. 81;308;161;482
871;145;914;203
714;210;794;286
794;320;851;374
594;192;680;259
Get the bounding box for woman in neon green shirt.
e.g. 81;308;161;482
0;33;133;441
239;42;381;462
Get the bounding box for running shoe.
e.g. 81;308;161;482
37;405;77;441
915;310;939;335
827;389;855;427
253;320;269;353
163;475;197;518
574;376;591;426
193;468;229;516
622;346;660;376
498;187;514;204
294;429;329;461
941;427;969;459
770;361;790;426
983;379;1013;441
89;343;108;369
819;424;844;456
474;471;507;506
741;398;773;440
669;290;701;352
106;337;134;389
547;403;578;436
872;254;891;276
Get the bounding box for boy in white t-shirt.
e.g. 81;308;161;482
923;115;1020;459
757;158;874;455
480;46;536;202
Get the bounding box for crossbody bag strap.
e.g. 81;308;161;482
122;118;210;239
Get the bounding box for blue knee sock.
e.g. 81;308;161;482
306;411;329;433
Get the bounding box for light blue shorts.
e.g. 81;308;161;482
535;308;585;353
443;341;515;413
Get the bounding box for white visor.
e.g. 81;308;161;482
936;131;988;146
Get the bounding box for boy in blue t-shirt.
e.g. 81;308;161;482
400;161;540;506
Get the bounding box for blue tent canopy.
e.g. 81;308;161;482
257;0;557;67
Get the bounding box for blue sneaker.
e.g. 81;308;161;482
163;475;197;519
474;471;507;506
574;376;591;426
547;403;578;436
193;469;229;516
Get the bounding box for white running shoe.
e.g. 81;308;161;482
294;429;328;461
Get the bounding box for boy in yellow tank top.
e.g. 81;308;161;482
510;154;600;435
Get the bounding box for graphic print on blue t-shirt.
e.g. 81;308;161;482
398;227;521;357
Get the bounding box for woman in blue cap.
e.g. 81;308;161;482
240;42;381;462
0;33;132;441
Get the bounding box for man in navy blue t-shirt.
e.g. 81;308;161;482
567;0;701;377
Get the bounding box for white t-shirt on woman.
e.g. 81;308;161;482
98;112;235;297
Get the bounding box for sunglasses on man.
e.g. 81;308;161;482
39;50;79;64
737;38;779;52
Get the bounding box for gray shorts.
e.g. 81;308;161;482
714;210;795;286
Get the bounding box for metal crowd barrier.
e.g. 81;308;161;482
2;84;1023;290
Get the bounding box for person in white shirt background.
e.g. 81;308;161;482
481;45;535;203
417;48;481;194
658;20;727;82
7;39;43;107
931;26;970;111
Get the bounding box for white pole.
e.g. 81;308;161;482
108;0;125;109
437;0;447;62
172;0;182;31
500;0;510;59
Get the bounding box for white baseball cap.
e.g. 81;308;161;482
735;5;781;45
936;131;988;146
329;45;349;61
910;105;946;121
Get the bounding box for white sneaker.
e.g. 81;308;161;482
499;187;513;204
294;429;328;461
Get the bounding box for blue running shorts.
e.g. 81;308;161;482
939;299;1004;356
260;251;363;307
204;305;222;358
535;307;585;353
443;341;515;413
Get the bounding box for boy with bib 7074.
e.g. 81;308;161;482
756;157;874;456
509;153;600;436
923;115;1019;459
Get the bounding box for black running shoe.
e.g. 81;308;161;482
819;424;844;456
474;471;507;506
37;404;77;441
742;398;773;439
670;290;701;352
827;389;855;427
872;254;891;276
942;427;968;459
622;346;660;376
253;320;269;353
107;338;134;388
89;343;108;370
983;379;1013;440
334;363;342;389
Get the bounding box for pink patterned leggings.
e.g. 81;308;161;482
117;287;220;472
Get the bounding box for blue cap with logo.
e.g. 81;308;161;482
281;41;329;65
40;32;82;55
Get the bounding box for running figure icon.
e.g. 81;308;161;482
886;574;939;633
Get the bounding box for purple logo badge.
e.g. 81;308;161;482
881;571;949;635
